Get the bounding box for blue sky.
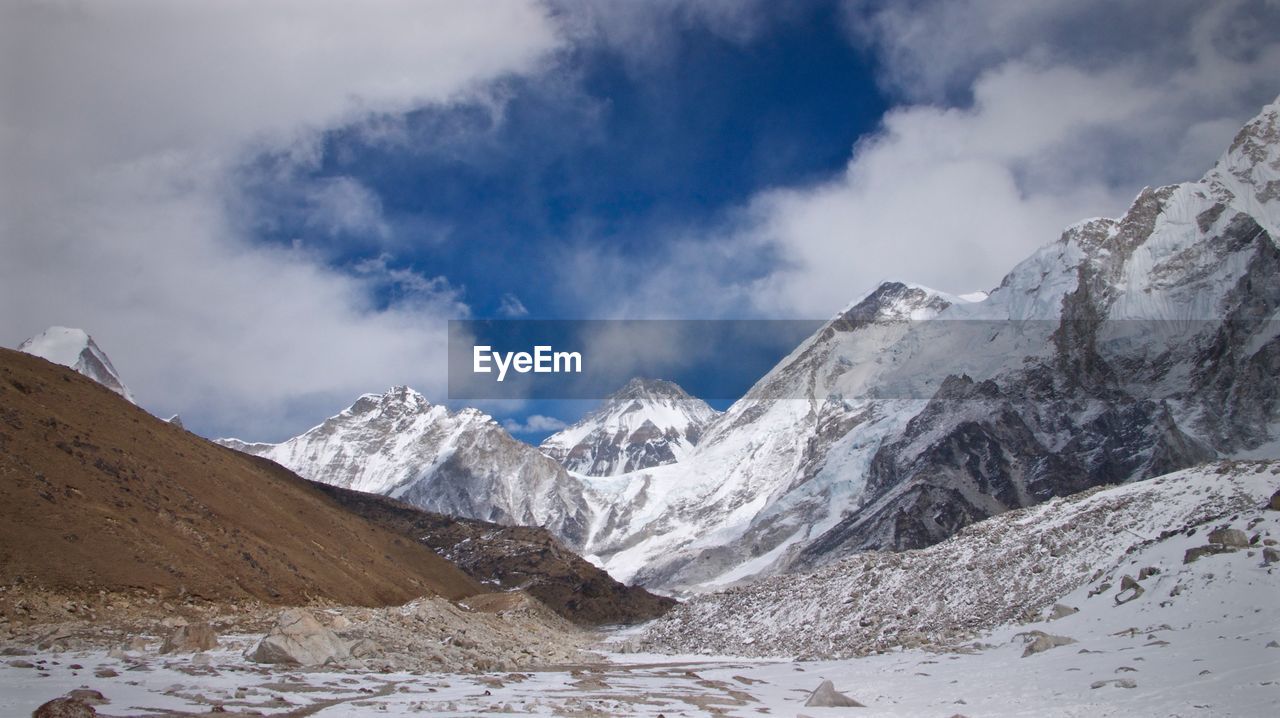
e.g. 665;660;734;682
243;1;884;321
5;0;1279;442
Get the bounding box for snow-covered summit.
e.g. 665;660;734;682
540;377;719;476
18;326;135;403
217;385;593;547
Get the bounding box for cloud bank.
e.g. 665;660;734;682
574;0;1280;318
0;0;559;439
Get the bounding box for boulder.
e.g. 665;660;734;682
1207;528;1250;548
160;622;218;654
31;697;96;717
1114;576;1145;605
63;691;106;706
246;609;350;666
1269;489;1280;511
1021;632;1076;657
1047;604;1078;621
804;679;865;707
1183;544;1236;564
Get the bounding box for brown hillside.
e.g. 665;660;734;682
0;347;482;606
305;480;677;626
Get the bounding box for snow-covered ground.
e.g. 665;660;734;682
5;462;1277;716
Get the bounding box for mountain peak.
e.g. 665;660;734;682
615;377;694;402
18;326;135;403
541;377;719;476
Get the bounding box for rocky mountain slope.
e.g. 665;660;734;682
306;480;675;626
18;326;134;403
634;459;1280;658
220;386;594;548
0;347;483;606
539;377;718;476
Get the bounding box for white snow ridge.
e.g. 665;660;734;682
18;326;135;403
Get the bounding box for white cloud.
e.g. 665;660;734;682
0;0;560;440
498;294;530;318
582;0;1280;319
502;414;569;434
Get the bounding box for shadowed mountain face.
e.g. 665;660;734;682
0;347;483;606
306;481;676;626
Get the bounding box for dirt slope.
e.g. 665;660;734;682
0;348;483;606
308;481;676;625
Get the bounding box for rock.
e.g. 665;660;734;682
64;690;106;706
246;609;350;666
348;638;382;659
9;659;35;668
160;622;218;654
1207;528;1250;548
31;697;96;717
1115;576;1145;605
1047;604;1078;621
1021;633;1076;657
1090;678;1137;689
1263;548;1279;565
330;615;352;630
1266;640;1280;648
1269;489;1280;511
804;679;865;707
1183;544;1236;564
1137;566;1160;580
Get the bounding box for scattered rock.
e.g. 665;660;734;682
804;679;865;707
1184;545;1236;564
1115;576;1145;605
1021;632;1077;657
348;638;382;659
1047;604;1078;621
1268;489;1280;511
1263;548;1279;565
246;609;349;667
1208;528;1250;548
159;622;218;654
64;690;106;706
31;697;96;717
1091;678;1137;689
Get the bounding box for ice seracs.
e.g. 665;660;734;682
18;326;135;403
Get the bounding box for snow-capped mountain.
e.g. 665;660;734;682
219;386;593;547
574;98;1280;590
18;326;135;403
539;378;719;476
218;98;1280;595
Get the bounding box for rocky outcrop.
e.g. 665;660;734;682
247;609;350;666
159;622;218;654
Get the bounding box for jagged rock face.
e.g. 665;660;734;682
219;387;594;548
539;378;719;476
18;326;134;403
577;99;1280;591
